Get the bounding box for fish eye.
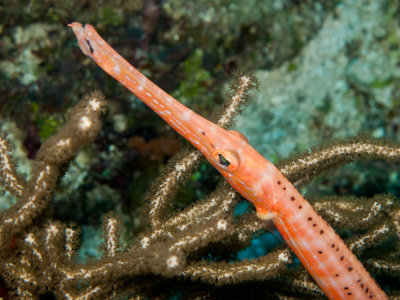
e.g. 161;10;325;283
213;150;239;172
218;154;231;167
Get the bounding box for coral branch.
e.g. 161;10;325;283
0;81;399;298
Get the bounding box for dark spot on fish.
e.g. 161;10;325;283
86;39;94;54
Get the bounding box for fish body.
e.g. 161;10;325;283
69;22;388;299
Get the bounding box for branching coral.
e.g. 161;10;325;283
0;73;399;299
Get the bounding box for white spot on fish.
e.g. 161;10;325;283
139;75;147;85
124;75;136;84
182;110;191;121
169;119;184;132
113;62;120;75
153;99;164;108
188;137;198;144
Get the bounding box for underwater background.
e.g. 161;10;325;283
1;0;400;298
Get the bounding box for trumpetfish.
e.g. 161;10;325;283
69;22;387;300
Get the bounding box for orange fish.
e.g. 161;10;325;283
69;22;388;300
